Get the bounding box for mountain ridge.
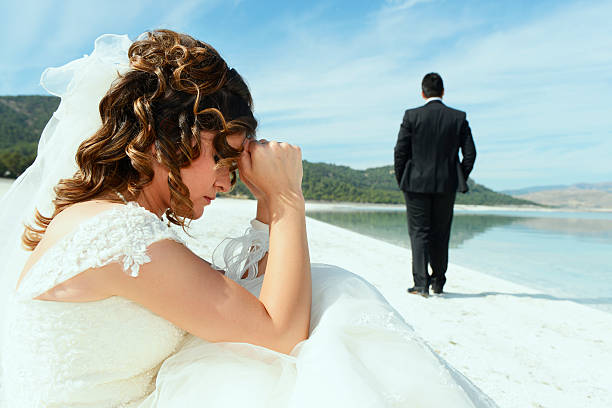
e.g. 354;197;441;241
503;182;612;195
0;95;538;206
503;182;612;208
228;161;540;206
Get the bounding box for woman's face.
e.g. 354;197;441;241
180;130;246;219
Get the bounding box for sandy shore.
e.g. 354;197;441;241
1;184;609;406
189;198;612;408
0;178;13;198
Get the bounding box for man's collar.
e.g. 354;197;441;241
425;96;443;104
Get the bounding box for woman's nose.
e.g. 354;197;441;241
214;167;231;193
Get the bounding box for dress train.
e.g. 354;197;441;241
139;264;497;408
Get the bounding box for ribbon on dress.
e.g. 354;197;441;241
211;219;269;281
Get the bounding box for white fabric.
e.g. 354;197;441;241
2;203;187;407
0;34;132;357
249;218;269;232
3;212;497;406
211;219;269;281
140;264;496;408
16;202;185;300
425;96;443;104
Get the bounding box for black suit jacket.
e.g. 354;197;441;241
394;100;476;193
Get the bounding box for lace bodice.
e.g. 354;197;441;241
16;202;183;299
1;202;188;407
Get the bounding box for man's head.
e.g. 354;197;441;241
421;72;444;99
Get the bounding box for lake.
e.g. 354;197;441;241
306;207;612;313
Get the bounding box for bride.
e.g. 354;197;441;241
0;30;497;407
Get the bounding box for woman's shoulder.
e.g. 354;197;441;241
17;200;187;300
44;200;127;240
46;201;183;270
24;201;126;273
26;201;174;275
45;200;170;240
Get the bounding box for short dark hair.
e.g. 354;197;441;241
421;73;444;97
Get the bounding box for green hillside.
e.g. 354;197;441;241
228;162;540;206
0;95;539;206
0;95;60;176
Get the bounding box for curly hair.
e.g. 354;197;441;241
23;29;257;250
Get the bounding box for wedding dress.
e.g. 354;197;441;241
2;200;495;407
0;34;498;407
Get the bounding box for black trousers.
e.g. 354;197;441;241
403;191;456;290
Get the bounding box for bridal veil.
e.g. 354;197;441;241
0;33;133;373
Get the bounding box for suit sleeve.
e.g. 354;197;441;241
394;111;412;186
459;116;476;180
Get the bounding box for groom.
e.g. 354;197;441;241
394;73;476;297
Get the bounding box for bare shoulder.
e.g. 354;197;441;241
19;201;125;289
31;218;205;304
27;204;283;350
44;201;124;239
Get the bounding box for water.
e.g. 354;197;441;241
306;207;612;312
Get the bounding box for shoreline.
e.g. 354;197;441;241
306;201;612;314
0;193;609;406
2;177;611;212
192;198;612;408
305;200;612;213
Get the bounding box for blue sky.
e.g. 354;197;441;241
1;0;611;190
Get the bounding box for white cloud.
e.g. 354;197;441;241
0;0;222;93
242;0;612;189
383;0;435;12
2;0;611;189
427;1;612;188
156;0;223;31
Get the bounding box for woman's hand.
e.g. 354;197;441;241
238;139;267;201
238;139;303;204
238;139;311;351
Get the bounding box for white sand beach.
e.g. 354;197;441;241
0;178;13;198
191;198;612;408
1;186;610;407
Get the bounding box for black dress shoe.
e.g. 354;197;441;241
431;285;444;295
407;287;429;298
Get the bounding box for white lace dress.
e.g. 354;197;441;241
2;203;187;407
1;202;497;408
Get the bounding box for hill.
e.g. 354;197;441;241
513;188;612;209
0;95;538;207
228;162;540;206
503;182;612;196
503;182;612;209
0;95;60;176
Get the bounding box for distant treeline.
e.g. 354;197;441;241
0;95;538;206
0;95;60;176
227;161;539;206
